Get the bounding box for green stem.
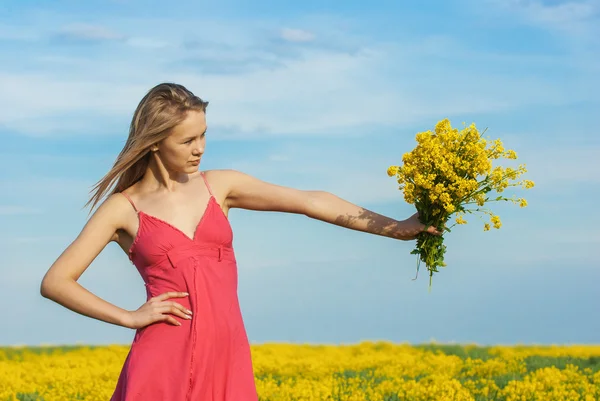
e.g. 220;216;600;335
412;253;420;281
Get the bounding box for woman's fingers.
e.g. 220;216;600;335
144;292;194;326
157;314;181;326
164;300;193;315
429;226;442;235
155;303;193;320
153;291;189;301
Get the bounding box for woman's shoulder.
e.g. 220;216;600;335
201;169;256;203
103;190;139;216
202;168;248;180
201;169;232;197
84;191;137;241
201;168;241;185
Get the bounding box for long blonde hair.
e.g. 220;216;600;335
85;82;209;213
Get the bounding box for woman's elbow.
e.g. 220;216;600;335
40;273;65;299
40;276;54;298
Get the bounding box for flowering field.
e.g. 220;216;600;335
2;342;600;401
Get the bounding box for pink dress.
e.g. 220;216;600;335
110;171;258;401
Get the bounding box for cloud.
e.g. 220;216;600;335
0;72;146;135
52;23;170;50
0;13;596;138
280;28;316;43
487;0;600;38
54;23;126;42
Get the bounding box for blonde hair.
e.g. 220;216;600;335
85;82;209;213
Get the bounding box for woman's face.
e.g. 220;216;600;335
156;110;207;173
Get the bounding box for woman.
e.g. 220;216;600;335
39;82;440;400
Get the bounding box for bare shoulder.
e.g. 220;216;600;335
199;169;229;193
202;169;239;184
202;168;258;188
91;192;137;239
201;168;250;201
203;168;315;214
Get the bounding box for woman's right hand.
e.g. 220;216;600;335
123;291;193;329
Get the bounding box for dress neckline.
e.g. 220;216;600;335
127;196;216;259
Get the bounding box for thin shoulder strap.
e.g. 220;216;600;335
200;171;214;197
121;192;138;212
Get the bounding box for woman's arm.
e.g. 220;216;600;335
40;194;134;328
222;169;439;240
300;191;435;240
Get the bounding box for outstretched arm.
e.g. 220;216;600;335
300;191;437;240
222;169;440;240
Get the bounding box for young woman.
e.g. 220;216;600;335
40;82;440;401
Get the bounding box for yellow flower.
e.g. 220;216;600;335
439;192;452;204
386;117;534;285
490;215;502;229
474;193;486;206
484;223;490;231
523;180;535;189
435;118;452;135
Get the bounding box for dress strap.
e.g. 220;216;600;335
121;192;138;212
200;171;214;197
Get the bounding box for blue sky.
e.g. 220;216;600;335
1;0;599;347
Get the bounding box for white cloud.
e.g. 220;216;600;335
56;23;126;41
487;0;600;38
0;14;596;138
0;72;146;134
280;28;316;43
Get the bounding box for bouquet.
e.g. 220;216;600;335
387;119;534;288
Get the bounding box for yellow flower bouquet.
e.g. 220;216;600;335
387;118;534;288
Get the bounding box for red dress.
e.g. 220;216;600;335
110;171;258;401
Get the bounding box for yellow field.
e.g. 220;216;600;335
2;341;600;400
